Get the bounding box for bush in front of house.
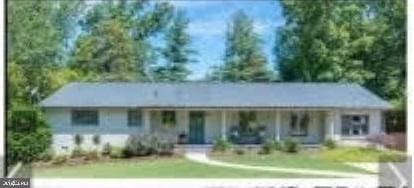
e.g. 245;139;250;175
37;148;55;162
7;108;52;164
123;135;151;157
109;147;125;159
123;134;176;157
92;135;101;147
212;138;232;152
84;150;100;161
102;143;112;156
282;138;300;153
323;139;337;150
71;146;86;158
233;147;246;155
259;139;281;154
157;141;175;156
51;155;68;165
74;134;84;146
259;143;273;155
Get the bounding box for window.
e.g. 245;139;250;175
239;111;257;132
341;115;369;136
289;112;309;136
128;109;142;126
162;111;176;126
71;110;98;126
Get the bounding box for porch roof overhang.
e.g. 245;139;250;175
39;82;392;110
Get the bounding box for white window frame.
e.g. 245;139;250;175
341;114;369;136
127;109;142;127
289;111;309;136
71;109;99;126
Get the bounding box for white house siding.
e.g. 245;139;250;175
256;111;276;139
204;111;221;143
44;107;385;154
149;110;188;142
331;109;383;146
45;108;146;154
279;111;325;144
204;110;277;143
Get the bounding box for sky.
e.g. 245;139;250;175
167;0;285;80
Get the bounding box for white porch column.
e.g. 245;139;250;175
143;110;151;133
221;110;227;139
274;110;281;141
325;111;336;140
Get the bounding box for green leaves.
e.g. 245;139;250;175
215;10;272;82
72;1;174;82
8;1;83;105
153;11;194;82
276;0;406;107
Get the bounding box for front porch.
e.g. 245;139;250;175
142;108;336;145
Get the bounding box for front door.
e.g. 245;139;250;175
189;111;205;144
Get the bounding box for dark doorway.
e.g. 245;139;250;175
189;111;205;144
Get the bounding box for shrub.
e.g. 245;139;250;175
212;138;232;152
267;139;282;150
84;150;99;161
71;146;86;158
260;142;273;155
7;108;52;164
282;139;300;153
74;134;84;146
92;135;101;146
233;147;246;155
323;139;336;150
101;143;112;156
123;135;176;157
109;147;125;159
124;135;152;157
157;142;175;156
51;155;67;165
37;148;55;162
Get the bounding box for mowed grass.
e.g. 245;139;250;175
210;147;406;174
320;147;407;163
210;151;370;174
34;147;405;178
33;157;322;178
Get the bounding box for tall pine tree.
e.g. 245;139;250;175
153;11;194;82
214;11;271;82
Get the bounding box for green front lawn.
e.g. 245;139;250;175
33;157;322;178
320;147;406;162
210;151;369;174
34;147;405;178
210;147;406;174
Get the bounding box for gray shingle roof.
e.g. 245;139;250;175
39;82;392;109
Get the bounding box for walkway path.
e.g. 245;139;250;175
185;151;376;178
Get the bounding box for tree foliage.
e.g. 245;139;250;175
275;0;406;106
72;19;136;81
8;0;83;105
213;10;272;82
72;0;174;81
153;11;194;81
7;108;52;164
